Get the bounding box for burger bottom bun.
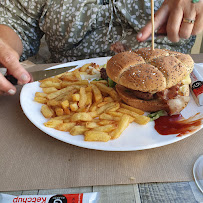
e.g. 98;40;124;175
116;84;190;113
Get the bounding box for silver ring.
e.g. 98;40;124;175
183;18;195;24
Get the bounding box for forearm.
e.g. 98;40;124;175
0;24;23;58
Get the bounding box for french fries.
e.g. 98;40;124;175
55;122;76;131
71;112;92;122
70;126;88;135
44;119;63;128
34;96;47;104
84;131;111;142
90;84;103;103
40;80;61;89
117;108;150;125
35;92;47;98
34;63;151;142
94;82;120;102
41;105;54;118
78;87;87;108
110;114;130;139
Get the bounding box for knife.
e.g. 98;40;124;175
5;65;78;85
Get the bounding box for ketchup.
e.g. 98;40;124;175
154;114;202;137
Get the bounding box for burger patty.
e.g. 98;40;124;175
126;83;181;102
100;67;108;80
126;89;155;100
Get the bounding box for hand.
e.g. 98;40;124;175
0;39;31;95
137;0;203;42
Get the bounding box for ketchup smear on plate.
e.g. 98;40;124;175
154;114;202;137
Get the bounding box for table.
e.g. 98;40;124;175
1;182;203;202
1;54;203;203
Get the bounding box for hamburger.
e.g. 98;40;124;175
106;47;194;115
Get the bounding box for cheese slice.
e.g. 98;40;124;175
181;75;191;85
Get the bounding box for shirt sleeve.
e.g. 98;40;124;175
0;0;46;61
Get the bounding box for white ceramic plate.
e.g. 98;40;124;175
20;57;203;151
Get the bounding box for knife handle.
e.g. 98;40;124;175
5;75;18;85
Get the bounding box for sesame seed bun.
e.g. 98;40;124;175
106;48;193;93
106;47;194;114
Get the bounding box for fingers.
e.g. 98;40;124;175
0;72;16;95
192;13;203;35
166;7;183;42
157;23;167;35
192;0;203;35
0;39;31;95
179;5;196;39
137;4;169;41
179;17;195;39
0;49;30;84
139;0;203;43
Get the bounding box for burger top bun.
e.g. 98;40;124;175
106;48;194;93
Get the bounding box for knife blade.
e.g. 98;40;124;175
5;65;78;85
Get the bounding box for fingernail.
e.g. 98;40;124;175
21;73;29;82
8;89;16;95
137;32;143;39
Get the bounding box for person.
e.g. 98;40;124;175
0;0;202;95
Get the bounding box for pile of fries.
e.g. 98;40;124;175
34;63;150;142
